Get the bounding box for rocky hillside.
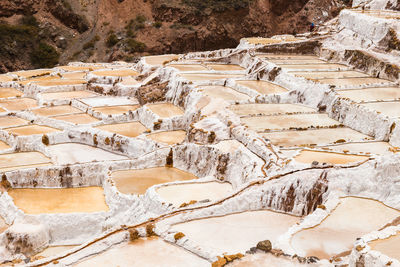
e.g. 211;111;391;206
0;0;350;73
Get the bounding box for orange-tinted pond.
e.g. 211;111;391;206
199;85;250;101
6;125;60;136
92;105;140;115
171;210;300;255
32;105;82;117
8;187;109;214
0;98;38;111
96;122;147;137
0;88;23;98
0;152;52;172
146;103;184;118
52;113;99;124
0;116;28;128
179;73;243;81
111;167;197;195
369;233;400;262
293;150;369;164
235;80;288;95
146;130;186;145
291;197;400;259
229;103;315;116
41;91;97;101
74;237;209;267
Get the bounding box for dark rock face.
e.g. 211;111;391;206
46;0;89;33
256;240;272;252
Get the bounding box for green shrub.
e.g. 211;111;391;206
19;15;39;27
106;32;119;47
170;23;193;30
153;21;162;28
135;15;146;23
83;35;100;50
124;38;146;53
30;42;60;68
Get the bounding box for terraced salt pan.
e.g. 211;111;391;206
168;64;209;72
229;103;315;116
144;54;179;66
361;102;400;118
206;64;245;71
369;233;400;262
146;103;184;118
32;105;82;117
8;187;109;214
261;128;371;147
111;167;197;195
0;152;52;172
120;76;138;86
0;75;13;83
241;113;340;132
293;150;369;164
290;71;369;79
324;142;396;155
0;88;23;98
278;64;348;70
257;54;319;60
146;130;186;145
12;69;52;78
6;125;60;136
337;87;400;102
18;76;60;86
269;59;328;64
41;91;97;101
92;105;140;115
171;210;300;255
58;66;101;72
96;122;148;137
245;37;301;45
60;72;87;80
199;86;250;101
316;77;392;87
0;141;10;150
74;237;209;267
34;245;77;260
291;197;400;259
80;97;138;107
0;116;28;128
91;69;139;77
51;113;100;124
229;253;313;267
34;79;86;87
47;143;128;165
0;98;38;111
235;80;287;95
156;181;233;207
179;73;244;81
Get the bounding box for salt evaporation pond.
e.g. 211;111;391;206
199;85;250;101
52;113;99;124
241;113;340;132
0;88;23;98
361;102;400;118
32;105;82;117
168;64;209;72
0;98;38;111
146;130;186;145
229;253;315;267
74;237;209;267
146;103;184;118
156;181;233;207
179;73;244;81
0;141;10;150
47;143;128;165
91;69;138;77
144;55;179;66
235;80;288;95
229;103;315;116
171;210;300;255
369;233;400;262
316;77;391;87
96;122;147;137
0;152;52;172
92;105;140;115
8;187;109;214
206;64;245;71
324;142;395;155
41;91;97;101
290;70;368;79
111;167;197;195
291;197;400;259
261;128;370;147
338;87;400;102
0;116;28;128
293;150;368;164
5;125;60;136
278;63;348;71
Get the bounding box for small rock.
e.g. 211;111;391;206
307;256;320;263
312;161;319;166
256;240;272;252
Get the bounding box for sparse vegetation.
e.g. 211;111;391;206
83;35;100;50
106;31;119;47
31;42;60;68
153;21;162;28
170;23;194;30
124;38;146;53
181;0;253;12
